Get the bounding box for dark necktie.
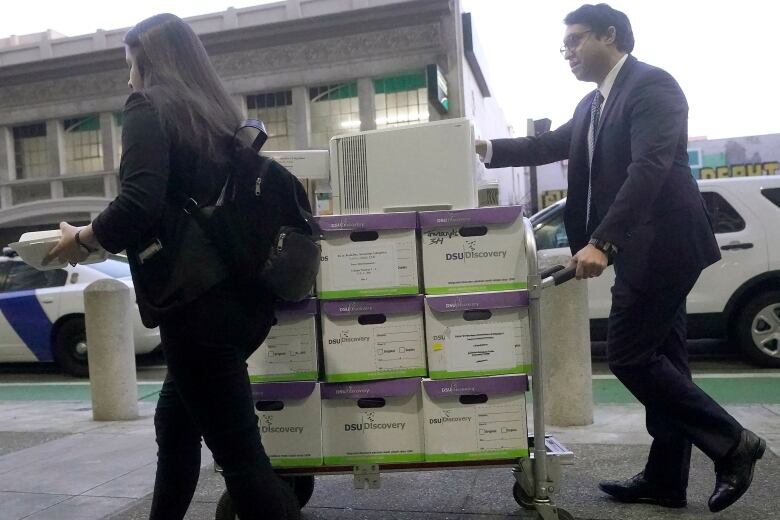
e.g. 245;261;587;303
586;90;604;232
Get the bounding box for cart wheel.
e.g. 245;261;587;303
280;475;315;508
512;481;535;510
215;490;236;520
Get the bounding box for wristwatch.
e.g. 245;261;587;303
75;229;99;255
588;238;618;257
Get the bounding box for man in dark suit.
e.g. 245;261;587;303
476;3;765;513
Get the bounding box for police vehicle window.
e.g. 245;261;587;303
86;257;131;278
533;211;569;250
3;264;67;292
701;192;746;233
761;187;780;208
0;263;11;288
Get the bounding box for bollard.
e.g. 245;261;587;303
538;252;594;426
84;279;138;421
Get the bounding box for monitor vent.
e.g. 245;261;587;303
337;135;368;214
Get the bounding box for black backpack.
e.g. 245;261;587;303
179;120;322;302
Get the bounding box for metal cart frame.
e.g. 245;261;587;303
216;217;577;520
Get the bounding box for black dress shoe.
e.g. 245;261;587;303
709;429;766;513
599;472;687;508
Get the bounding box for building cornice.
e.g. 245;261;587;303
0;0;451;87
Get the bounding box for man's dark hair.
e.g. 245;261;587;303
564;4;634;53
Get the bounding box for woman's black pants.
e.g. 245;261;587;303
148;282;291;519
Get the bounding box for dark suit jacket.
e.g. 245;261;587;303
487;55;720;289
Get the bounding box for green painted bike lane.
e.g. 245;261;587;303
0;383;163;402
1;375;779;404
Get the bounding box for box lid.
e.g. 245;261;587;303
321;378;421;399
418;205;523;228
275;298;318;316
423;375;529;398
425;291;528;313
316;212;417;231
322;295;423;317
251;381;317;400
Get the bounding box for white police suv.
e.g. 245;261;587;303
533;175;780;367
0;250;160;377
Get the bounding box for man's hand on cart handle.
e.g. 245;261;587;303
570;244;607;280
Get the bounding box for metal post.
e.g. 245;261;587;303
523;218;551;503
527;119;539;215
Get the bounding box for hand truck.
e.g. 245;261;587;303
215;217;579;519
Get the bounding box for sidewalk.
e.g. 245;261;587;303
0;380;778;520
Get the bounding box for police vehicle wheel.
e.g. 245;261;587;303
512;481;535;510
735;290;780;368
54;317;89;378
214;490;236;520
280;475;315;508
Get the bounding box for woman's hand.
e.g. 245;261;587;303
42;222;91;267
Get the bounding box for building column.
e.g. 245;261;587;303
50;180;64;200
0;128;13;209
46;119;65;176
292;86;311;149
358;78;376;132
232;94;248;119
100;113;118;172
0;127;14;182
104;174;118;199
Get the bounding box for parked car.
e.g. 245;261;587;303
531;175;780;367
0;250;160;377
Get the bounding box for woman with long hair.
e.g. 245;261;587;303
45;13;299;520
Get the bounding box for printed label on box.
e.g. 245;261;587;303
328;242;400;290
425;293;531;379
445;322;517;372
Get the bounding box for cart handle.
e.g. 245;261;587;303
540;264;576;287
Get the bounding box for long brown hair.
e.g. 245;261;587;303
124;13;241;163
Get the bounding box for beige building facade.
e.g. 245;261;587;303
0;0;516;246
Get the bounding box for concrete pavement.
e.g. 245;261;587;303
0;370;778;520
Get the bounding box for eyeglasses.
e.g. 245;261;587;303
559;30;592;56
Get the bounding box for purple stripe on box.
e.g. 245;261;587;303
316;212;417;231
418;205;523;228
425;291;529;313
321;378;421;399
423;375;529;398
251;381;317;400
275;298;318;316
322;296;423;317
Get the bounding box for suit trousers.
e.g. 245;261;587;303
148;280;289;520
606;267;743;490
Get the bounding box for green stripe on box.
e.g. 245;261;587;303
425;448;529;463
428;365;532;380
426;282;527;295
319;286;419;300
271;457;323;468
249;372;318;383
323;453;424;465
324;368;427;383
